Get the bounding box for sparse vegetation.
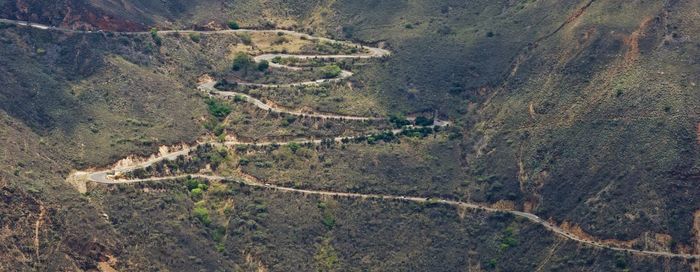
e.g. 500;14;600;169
238;33;252;45
2;1;698;271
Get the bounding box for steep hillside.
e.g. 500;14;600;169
1;0;700;271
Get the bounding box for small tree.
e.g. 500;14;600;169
232;52;254;72
257;60;270;71
227;20;240;30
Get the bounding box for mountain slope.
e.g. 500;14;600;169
1;0;699;271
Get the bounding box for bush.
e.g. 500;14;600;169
150;28;162;46
191;188;204;199
238;33;252;45
227;20;240;30
232;52;254;71
389;115;411;128
257;60;270;71
320;65;343;79
186;179;200;191
288;142;301;153
415;116;434;126
322;214;336;230
189;33;201;43
206;98;232;119
272;36;289;45
193;207;211;225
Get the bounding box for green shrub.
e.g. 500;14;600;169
280;115;296;127
186;179;200;191
150;28;162;46
288;142;301;153
320;65;343;79
498;226;518;251
257;60;270;71
414;116;434;126
232;53;254;71
227;20;240;30
193;207;211;225
189;33;201;43
191;188;204;199
389;115;411;128
206;98;232;119
239;158;250;165
322;214;336;229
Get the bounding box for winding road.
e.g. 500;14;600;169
77;126;695;260
198;81;385;121
85;166;700;260
2;18;390;120
5;17;695;261
85;123;449;184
